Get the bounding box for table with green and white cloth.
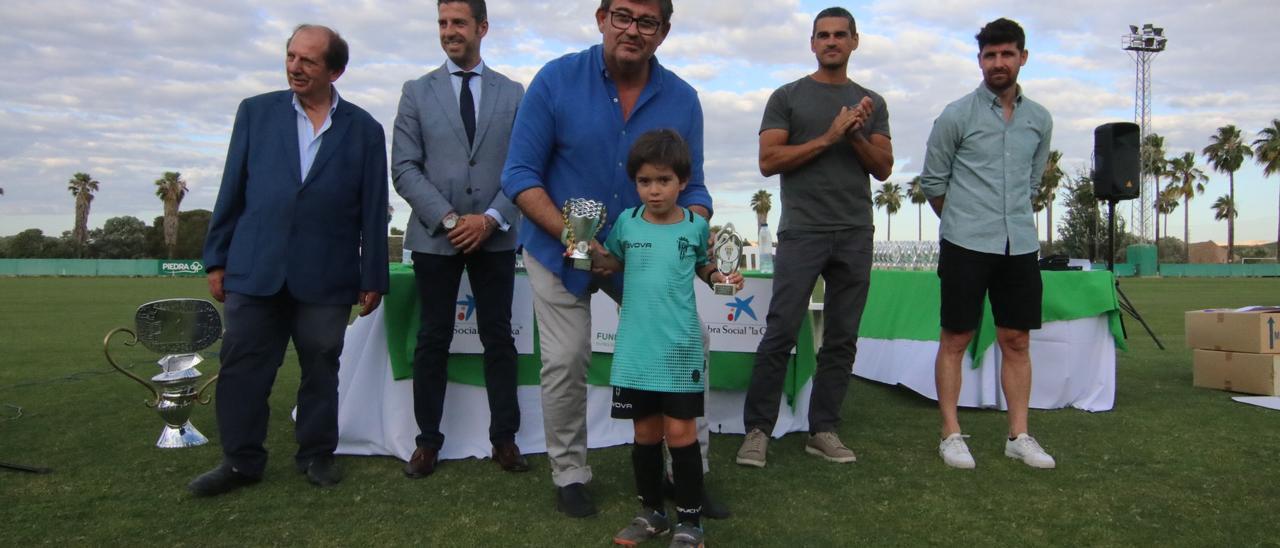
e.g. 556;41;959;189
335;265;1122;461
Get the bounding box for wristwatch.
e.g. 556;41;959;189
442;212;460;230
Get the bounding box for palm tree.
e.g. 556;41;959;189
1141;134;1168;245
1155;184;1180;255
907;176;926;241
154;171;188;259
67;172;100;255
1168;152;1208;259
1252;119;1280;260
1211;194;1237;262
749;189;772;231
1036;150;1064;245
873;181;903;241
1203;125;1254;260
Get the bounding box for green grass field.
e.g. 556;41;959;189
1;276;1277;546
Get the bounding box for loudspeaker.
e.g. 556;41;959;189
1093;122;1141;201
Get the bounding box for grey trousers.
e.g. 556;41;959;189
524;252;710;488
743;228;873;435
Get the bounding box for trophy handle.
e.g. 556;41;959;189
195;373;219;405
103;327;161;408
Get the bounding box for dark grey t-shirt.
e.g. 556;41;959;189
760;76;890;234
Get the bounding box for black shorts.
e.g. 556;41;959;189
611;387;704;420
937;239;1042;332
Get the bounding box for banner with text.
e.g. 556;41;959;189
449;275;535;354
590;277;784;354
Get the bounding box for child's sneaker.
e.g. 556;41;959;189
668;524;705;548
939;433;976;469
1005;433;1056;469
613;510;670;546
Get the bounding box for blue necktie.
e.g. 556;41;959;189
455;71;476;146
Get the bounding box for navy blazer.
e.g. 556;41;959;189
204;90;390;305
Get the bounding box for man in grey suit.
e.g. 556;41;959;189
391;0;526;478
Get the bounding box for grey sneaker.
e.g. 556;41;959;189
669;524;705;548
613;510;670;546
735;428;768;468
805;431;857;463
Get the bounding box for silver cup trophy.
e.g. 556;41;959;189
104;299;222;448
712;223;744;296
563;198;607;270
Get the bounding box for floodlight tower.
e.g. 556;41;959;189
1123;23;1167;242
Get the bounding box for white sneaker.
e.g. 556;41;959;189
1005;434;1056;469
938;433;976;469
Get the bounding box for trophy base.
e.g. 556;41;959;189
156;421;209;448
571;257;593;270
713;283;738;296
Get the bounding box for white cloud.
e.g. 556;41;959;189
1;0;1277;245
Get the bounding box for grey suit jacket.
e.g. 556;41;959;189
392;63;524;254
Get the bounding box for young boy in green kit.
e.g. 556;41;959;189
591;129;743;548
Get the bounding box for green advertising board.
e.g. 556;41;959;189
158;260;205;276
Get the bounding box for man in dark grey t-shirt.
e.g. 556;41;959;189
736;6;893;469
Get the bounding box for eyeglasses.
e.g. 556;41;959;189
609;10;661;36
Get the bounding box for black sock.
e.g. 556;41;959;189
668;442;703;527
632;442;664;513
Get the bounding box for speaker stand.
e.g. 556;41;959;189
1106;199;1164;350
0;461;51;474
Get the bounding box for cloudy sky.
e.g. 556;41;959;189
2;0;1277;248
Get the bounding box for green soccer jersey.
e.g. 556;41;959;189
604;207;709;393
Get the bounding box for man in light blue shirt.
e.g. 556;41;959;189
920;18;1057;471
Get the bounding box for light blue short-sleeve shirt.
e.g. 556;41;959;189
605;207;709;394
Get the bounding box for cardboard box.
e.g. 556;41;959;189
1184;307;1280;354
1192;349;1280;396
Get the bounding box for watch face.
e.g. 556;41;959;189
443;215;458;230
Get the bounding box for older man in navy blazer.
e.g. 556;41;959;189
392;0;526;478
190;24;389;497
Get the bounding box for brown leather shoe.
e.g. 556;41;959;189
403;447;439;479
492;442;529;472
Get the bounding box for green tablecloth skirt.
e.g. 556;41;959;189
382;263;1122;402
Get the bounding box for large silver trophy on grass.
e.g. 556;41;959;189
104;299;222;448
563;198;607;270
712;223;744;296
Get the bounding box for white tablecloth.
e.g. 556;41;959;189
334;306;815;462
333;308;1113;462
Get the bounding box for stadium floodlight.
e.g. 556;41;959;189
1121;23;1168;241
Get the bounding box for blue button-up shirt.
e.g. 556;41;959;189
920;84;1052;256
502;44;712;295
292;88;340;183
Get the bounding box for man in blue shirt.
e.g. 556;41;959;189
920;18;1056;471
501;0;720;519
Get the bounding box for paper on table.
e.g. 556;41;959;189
1231;396;1280;411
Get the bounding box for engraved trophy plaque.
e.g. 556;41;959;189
563;198;607;270
104;299;222;448
712;223;744;296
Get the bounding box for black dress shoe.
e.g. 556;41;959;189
304;456;342;488
403;447;439;479
555;482;597;518
664;477;732;520
492;442;530;473
187;464;260;497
